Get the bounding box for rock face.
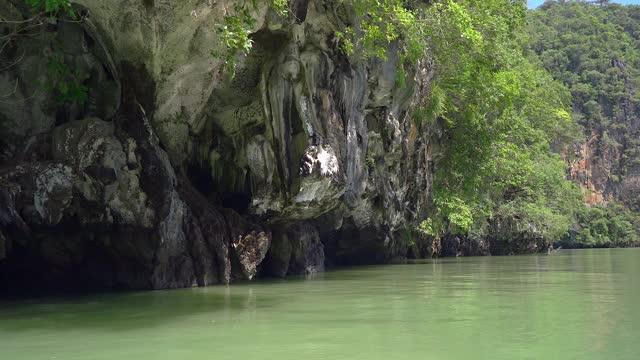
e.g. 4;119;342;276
0;0;439;292
568;128;640;210
562;52;640;211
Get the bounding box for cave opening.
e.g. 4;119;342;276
186;163;216;197
0;223;152;297
186;159;253;215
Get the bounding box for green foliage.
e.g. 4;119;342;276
528;1;640;246
418;195;475;236
337;0;640;250
213;0;289;77
13;2;83;105
561;202;640;247
413;84;446;126
336;0;426;69
401;227;417;247
25;0;75;18
214;4;257;78
365;154;375;170
46;55;88;105
528;1;640;194
270;0;289;16
415;0;579;246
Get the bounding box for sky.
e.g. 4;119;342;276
528;0;640;8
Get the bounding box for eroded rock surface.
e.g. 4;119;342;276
0;0;440;292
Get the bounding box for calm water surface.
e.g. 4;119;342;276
1;249;638;360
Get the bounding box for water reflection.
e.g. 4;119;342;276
0;249;638;360
0;285;280;332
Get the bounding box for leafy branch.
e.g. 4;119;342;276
1;0;79;58
45;54;89;105
213;0;289;78
335;0;427;84
24;0;76;19
1;1;86;105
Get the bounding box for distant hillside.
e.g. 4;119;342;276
529;0;640;247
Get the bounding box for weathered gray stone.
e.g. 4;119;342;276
264;229;293;278
288;222;325;275
224;209;271;280
233;231;271;280
33;164;75;225
0;0;441;292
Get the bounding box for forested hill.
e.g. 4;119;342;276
528;1;640;247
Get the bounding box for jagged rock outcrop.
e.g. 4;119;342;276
0;0;441;292
263;221;324;277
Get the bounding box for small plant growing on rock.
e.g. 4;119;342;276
46;55;88;105
213;0;289;78
0;2;83;104
270;0;289;16
214;4;257;78
365;155;375;171
25;0;76;18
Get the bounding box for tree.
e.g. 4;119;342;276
411;0;580;249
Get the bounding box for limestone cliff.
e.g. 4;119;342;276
0;0;441;292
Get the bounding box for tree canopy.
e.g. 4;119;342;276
529;0;640;247
411;0;581;249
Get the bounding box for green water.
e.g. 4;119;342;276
1;249;638;360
